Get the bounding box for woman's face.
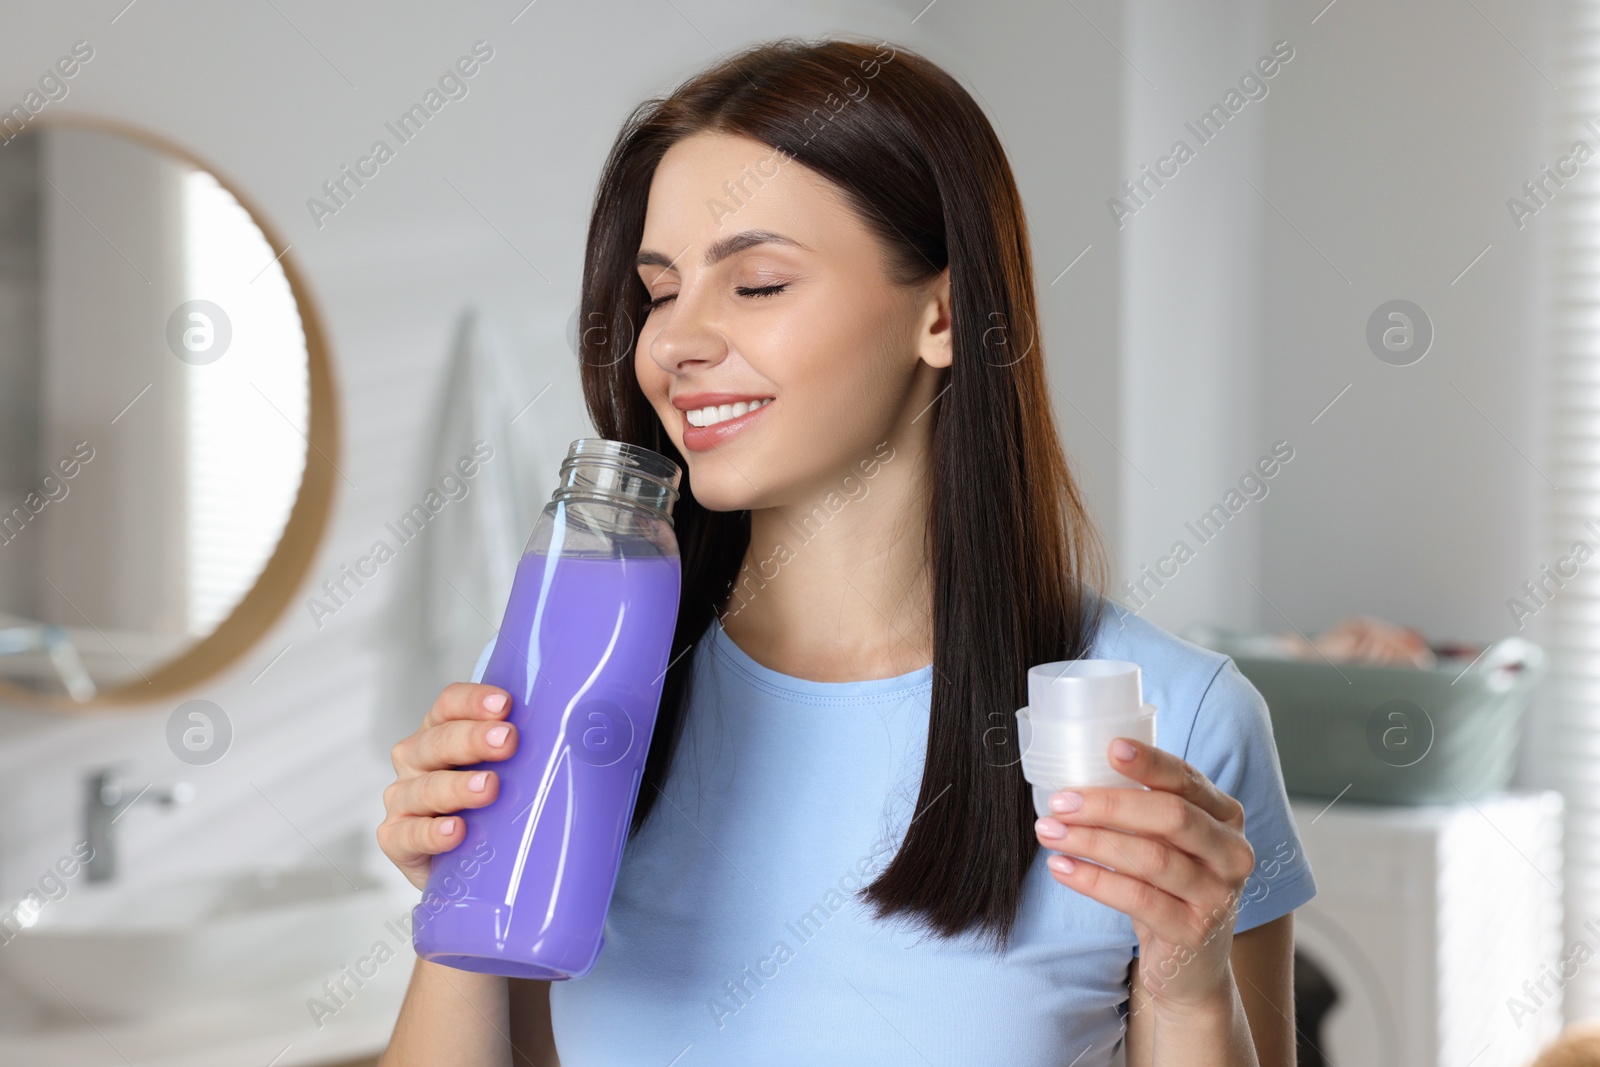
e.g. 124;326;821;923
634;130;949;512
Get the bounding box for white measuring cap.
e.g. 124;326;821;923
1026;659;1142;722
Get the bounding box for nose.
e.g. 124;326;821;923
644;283;729;378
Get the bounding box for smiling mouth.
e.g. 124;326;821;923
684;398;775;428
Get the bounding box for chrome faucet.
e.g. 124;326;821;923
83;764;194;883
0;615;96;702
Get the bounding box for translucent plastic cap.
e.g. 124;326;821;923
1026;659;1143;721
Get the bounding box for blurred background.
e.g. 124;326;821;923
0;0;1590;1064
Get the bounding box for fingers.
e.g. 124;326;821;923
417;716;518;772
1045;847;1192;939
423;682;511;730
379;760;505;876
1103;738;1243;828
1047;784;1253;885
385;767;502;818
379;683;514;889
377;810;470;867
393;707;518;777
1035;816;1227;903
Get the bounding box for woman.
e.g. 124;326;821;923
379;36;1315;1066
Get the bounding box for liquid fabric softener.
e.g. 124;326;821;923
413;438;684;979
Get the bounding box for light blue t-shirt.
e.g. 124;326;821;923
468;599;1316;1066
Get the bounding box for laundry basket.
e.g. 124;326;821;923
1181;624;1547;805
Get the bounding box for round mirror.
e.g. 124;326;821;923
0;118;337;709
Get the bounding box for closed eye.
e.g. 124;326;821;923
737;283;789;299
642;283;789;312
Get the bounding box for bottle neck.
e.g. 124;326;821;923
549;439;682;523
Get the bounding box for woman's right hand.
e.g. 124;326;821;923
378;682;518;891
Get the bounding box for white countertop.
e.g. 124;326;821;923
0;942;412;1066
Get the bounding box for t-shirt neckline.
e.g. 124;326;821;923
709;615;935;699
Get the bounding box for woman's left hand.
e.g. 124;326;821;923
1032;736;1255;1014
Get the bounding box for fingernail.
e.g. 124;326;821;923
439;817;456;836
1035;817;1064;839
486;725;509;747
468;772;488;792
1112;738;1137;761
1050;791;1083;813
1048;855;1075;874
484;693;507;713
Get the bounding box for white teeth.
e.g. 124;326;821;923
687;398;772;428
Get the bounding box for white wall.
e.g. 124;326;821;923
1119;0;1269;632
1255;0;1552;646
1116;0;1553;651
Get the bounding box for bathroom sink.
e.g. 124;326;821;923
0;865;414;1024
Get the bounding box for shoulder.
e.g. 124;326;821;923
1087;599;1318;925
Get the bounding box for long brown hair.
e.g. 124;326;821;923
576;35;1110;953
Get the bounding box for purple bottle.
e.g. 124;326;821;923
412;438;683;979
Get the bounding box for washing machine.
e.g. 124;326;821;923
1289;790;1566;1067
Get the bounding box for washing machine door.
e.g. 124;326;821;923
1295;909;1402;1067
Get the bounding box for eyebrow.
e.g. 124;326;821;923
635;229;810;270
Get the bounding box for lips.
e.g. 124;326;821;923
670;391;774;411
679;397;775;452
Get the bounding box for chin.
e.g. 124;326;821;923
687;473;764;514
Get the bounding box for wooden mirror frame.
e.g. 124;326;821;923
0;114;340;712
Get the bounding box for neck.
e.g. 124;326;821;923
717;434;935;683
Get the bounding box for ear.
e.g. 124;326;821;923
915;267;953;370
